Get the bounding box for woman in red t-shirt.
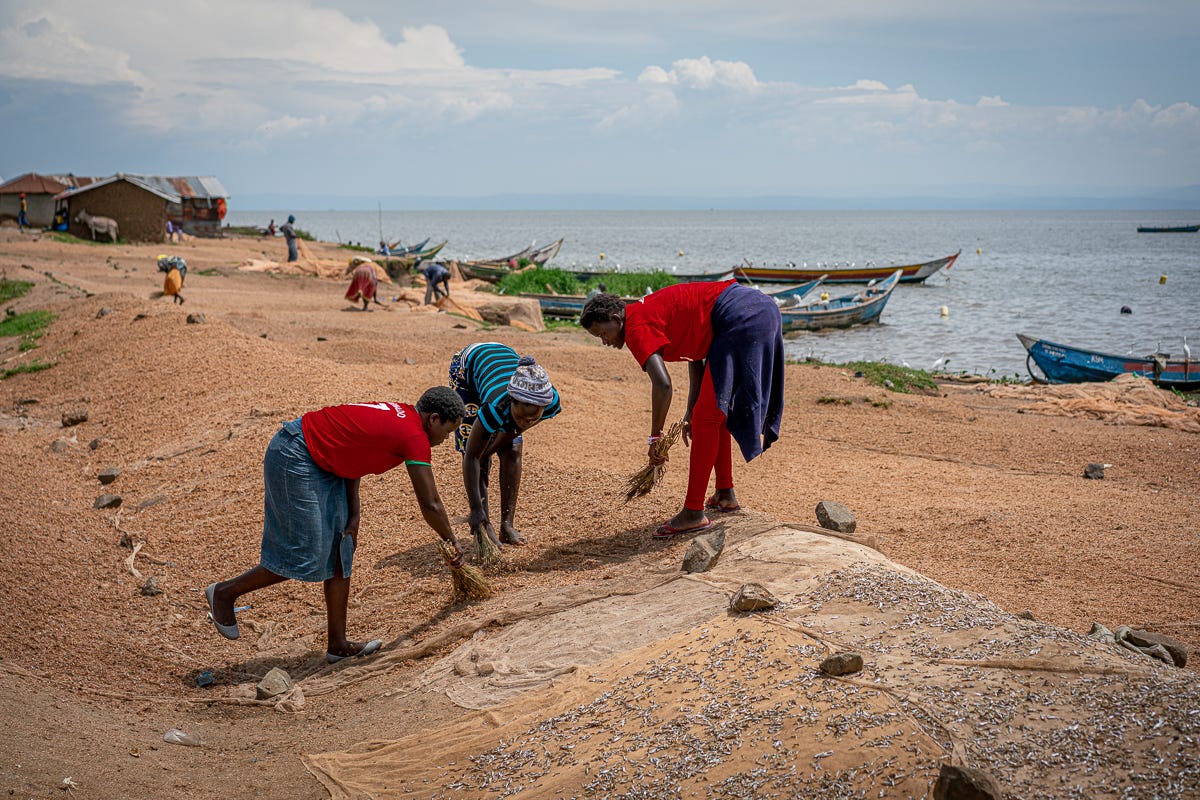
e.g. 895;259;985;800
581;281;784;537
204;387;466;663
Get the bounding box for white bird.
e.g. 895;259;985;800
1184;336;1191;360
901;360;911;368
932;357;946;370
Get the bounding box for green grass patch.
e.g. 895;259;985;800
339;243;375;253
495;267;678;298
0;279;34;304
816;395;853;405
542;318;579;331
1;358;54;380
837;360;938;394
48;231;120;246
195;268;222;276
0;309;55;351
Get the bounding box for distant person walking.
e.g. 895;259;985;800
344;256;382;311
280;215;299;262
158;254;187;305
266;219;277;237
17;193;28;231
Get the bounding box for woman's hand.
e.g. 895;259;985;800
680;417;693;447
468;507;490;530
445;536;465;567
648;439;669;466
343;514;361;545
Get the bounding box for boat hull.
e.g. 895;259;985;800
1017;334;1200;390
780;271;901;332
566;268;736;284
1136;225;1199;233
737;252;959;284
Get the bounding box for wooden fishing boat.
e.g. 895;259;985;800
565;267;737;283
762;276;825;307
380;240;447;280
1017;334;1199;390
736;251;959;285
382;236;431;255
780;270;901;332
520;292;640;318
460;238;565;282
1136;224;1199;233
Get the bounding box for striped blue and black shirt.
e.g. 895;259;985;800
463;342;562;433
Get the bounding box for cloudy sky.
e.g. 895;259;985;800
1;1;1198;204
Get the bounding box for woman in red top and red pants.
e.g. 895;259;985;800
581;280;784;537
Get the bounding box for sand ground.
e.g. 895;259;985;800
0;228;1196;798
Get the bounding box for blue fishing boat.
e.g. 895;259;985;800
1017;334;1199;390
780;270;901;332
523;276;826;319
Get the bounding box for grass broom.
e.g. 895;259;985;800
472;523;503;567
439;541;491;600
622;418;686;503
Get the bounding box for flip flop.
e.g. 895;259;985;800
326;639;383;664
653;519;713;539
704;499;742;513
205;583;239;640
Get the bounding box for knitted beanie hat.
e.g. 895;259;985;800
507;355;554;405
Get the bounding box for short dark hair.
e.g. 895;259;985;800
416;385;466;420
580;293;626;329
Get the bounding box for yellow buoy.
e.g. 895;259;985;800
1160;274;1167;284
976;248;982;255
599;253;606;261
939;305;949;317
678;250;684;257
820;292;829;301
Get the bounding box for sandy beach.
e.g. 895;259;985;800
1;228;1197;798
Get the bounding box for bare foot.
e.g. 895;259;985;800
705;490;741;512
499;523;527;546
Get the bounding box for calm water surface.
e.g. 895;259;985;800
227;210;1199;379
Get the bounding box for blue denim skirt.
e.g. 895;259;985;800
260;419;355;582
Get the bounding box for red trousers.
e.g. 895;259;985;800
686;367;733;510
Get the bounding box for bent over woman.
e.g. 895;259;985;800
580;281;783;538
450;342;561;547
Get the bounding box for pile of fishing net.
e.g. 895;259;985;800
979;374;1200;432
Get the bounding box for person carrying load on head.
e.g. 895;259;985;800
157;254;187;305
449;343;562;548
344;256;383;311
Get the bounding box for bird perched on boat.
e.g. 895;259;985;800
1185;336;1192;361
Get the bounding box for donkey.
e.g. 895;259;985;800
74;209;119;243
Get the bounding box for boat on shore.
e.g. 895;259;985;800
780;270;901;332
736;251;959;285
379;240;447;279
1017;334;1198;390
1136;224;1199;233
460;238;565;282
523;276;825;319
566;267;737;284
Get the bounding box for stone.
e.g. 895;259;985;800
1088;622;1115;643
49;438;72;453
1084;463;1106;479
256;667;294;700
96;307;111;318
98;467;121;485
815;500;856;533
1124;629;1188;668
403;357;416;365
819;651;864;676
186;313;207;324
93;494;122;509
140;576;163;596
933;763;1003;800
1017;610;1036;621
681;529;725;574
88;438;104;450
61;408;89;427
730;583;779;612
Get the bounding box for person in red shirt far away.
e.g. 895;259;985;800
580;281;784;539
204;387;467;663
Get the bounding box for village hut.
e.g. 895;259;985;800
53;173;230;243
0;173;100;227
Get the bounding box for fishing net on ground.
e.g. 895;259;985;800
979;374;1200;433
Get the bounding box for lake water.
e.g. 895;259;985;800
226;209;1199;379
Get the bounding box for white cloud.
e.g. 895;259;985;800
640;56;760;92
977;95;1009;107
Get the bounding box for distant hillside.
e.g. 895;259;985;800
233;187;1200;212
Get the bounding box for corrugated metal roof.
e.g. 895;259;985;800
0;173;101;195
50;173;229;202
126;174;229;200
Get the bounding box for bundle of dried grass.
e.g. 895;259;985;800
472;524;502;566
438;541;491;600
622;418;685;502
